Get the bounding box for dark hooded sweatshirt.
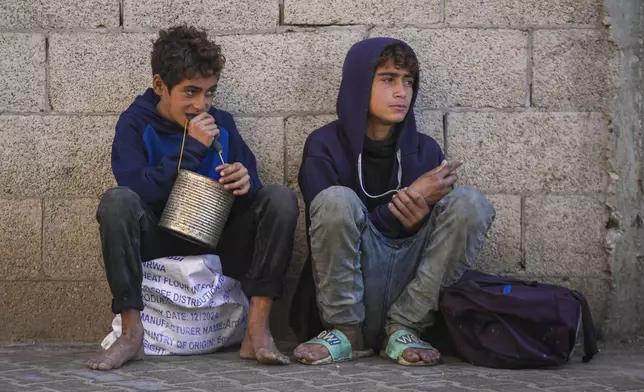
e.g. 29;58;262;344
111;88;262;217
289;38;445;342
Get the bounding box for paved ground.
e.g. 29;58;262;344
2;341;644;392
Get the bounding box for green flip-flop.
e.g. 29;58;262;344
296;329;374;365
380;329;441;366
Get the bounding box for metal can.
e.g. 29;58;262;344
159;169;234;249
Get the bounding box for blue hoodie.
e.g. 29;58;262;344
290;37;445;343
111;88;262;215
298;37;445;239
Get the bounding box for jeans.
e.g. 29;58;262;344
96;184;299;314
309;185;495;349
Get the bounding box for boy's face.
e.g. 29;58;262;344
154;73;219;126
368;60;415;125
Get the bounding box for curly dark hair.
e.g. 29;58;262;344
151;25;226;91
375;43;419;75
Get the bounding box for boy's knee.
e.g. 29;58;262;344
97;187;142;223
443;186;496;228
259;184;299;224
310;186;364;228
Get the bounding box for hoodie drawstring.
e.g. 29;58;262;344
357;150;403;199
177;119;189;173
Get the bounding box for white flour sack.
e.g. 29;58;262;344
101;254;249;355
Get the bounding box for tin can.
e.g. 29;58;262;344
159;169;234;249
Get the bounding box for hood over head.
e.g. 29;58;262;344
336;37;421;160
124;88;184;134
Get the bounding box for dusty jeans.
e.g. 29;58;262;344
308;185;495;349
96;184;299;314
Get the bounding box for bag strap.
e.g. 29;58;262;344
472;277;538;287
570;290;599;362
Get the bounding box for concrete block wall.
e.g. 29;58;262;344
0;0;627;342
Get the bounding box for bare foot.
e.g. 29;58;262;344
88;309;144;371
238;296;289;365
240;325;290;365
239;330;255;360
400;346;440;364
294;328;362;364
87;333;144;370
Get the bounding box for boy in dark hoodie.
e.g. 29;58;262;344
87;25;297;370
290;38;495;366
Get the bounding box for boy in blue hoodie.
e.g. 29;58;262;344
88;25;297;370
290;38;495;366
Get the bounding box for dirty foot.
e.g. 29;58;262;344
397;345;440;364
239;330;255;360
294;328;363;364
88;332;143;371
380;330;440;366
239;326;289;365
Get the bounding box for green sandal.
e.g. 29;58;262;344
380;329;441;366
296;329;374;365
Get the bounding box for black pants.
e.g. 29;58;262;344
96;185;299;314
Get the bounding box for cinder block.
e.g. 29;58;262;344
284;0;440;25
124;0;278;31
533;29;617;110
39;116;117;196
0;115;117;197
371;28;528;108
446;0;602;25
0;281;113;342
0;1;119;29
0;116;39;196
284;115;337;188
525;196;608;277
235;117;284;185
43;199;104;281
49;33;154;113
0;34;46;112
447;112;608;193
213;30;364;114
477;194;522;274
0;199;42;280
416;110;444;150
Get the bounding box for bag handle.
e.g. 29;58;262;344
570;290;599;362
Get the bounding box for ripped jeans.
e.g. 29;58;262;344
308;185;496;349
